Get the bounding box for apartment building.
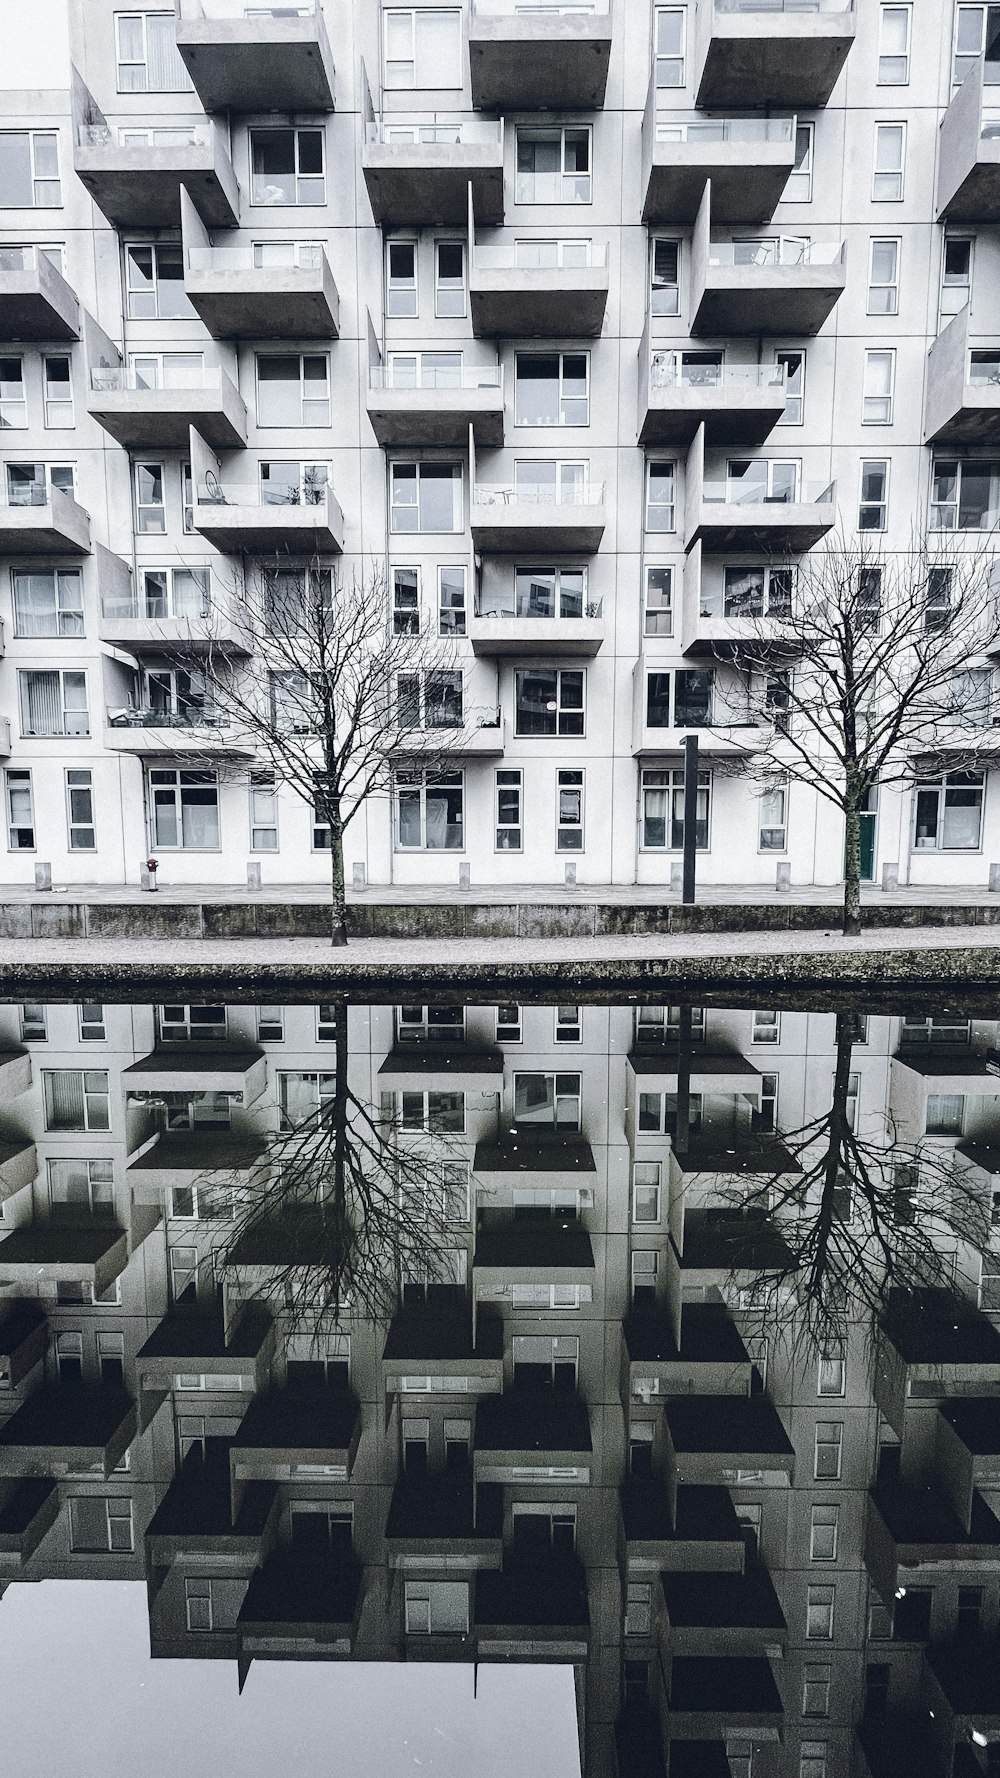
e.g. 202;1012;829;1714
2;994;1000;1776
1;1;999;892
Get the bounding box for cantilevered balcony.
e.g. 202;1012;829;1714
474;1552;590;1653
857;1714;947;1778
378;1044;504;1092
0;1221;129;1296
386;1473;504;1562
367;364;504;447
630;662;759;760
128;1130;268;1200
693;230;847;337
474;1210;595;1291
474;1385;592;1472
874;1289;1000;1436
123;1046;266;1103
628;1045;763;1099
99;584;252;654
185;242;340;340
694;0;856;109
666;1655;784;1743
0;246;80;342
620;1480;746;1573
0;1051;31;1101
386;707;507;760
924;306;1000;444
74;120;239;228
470;481;606;553
865;1480;1000;1603
470;242;609;337
661;1564;786;1656
938;57;1000;220
238;1548;364;1657
88;365;247;451
105;707;253;757
382;1292;504;1393
0;1477;60;1572
938;1398;1000;1529
681;544;801;655
0;1302;48;1390
473;1128;596;1188
469;583;604;657
665;1395;795;1486
362;119;503;226
623;1305;753;1402
676;1207;798;1286
136;1303;274;1393
641;108;796;225
0;1384;136;1478
469;0;611;109
0;480;90;555
924;1637;1000;1751
639;353;786;448
191;476;344;552
0;1140;37;1204
230;1382;361;1482
146;1446;280;1566
687;471;837;553
175;0;336;113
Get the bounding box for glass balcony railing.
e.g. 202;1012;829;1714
475;593;602;620
107;705;226;729
472;242;608;271
365;119;503;148
370;365;502;392
471;0;610;17
649;359;787;393
101;592;212;622
90;366;225;394
713;0;853;13
177;0;318;16
0;246;56;274
701;477;834;507
78;124;213;150
1;480;53;509
654;118;795;144
186;244;326;273
473;482;605;509
196;478;332;508
707;240;845;268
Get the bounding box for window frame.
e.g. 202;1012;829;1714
249;126;326;207
514;351;590;428
867;237;900;317
878;4;912;84
872;121;906;202
513;667;586;739
0;131;61;209
66;768;96;851
5;768;34;851
862;348;896;425
515;125;592;205
495;767;523;852
147;768;221;852
858;458;889;532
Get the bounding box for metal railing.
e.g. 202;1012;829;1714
654;117;794;144
90;365;225;394
365;118;502;148
186;243;325;273
370;364;502;392
707;240;845;268
101;593;213;621
472;241;607;271
701;477;835;507
650;359;786;392
1;480;52;508
473;481;605;508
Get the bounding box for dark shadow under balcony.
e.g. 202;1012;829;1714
175;0;336;113
880;1287;1000;1371
470;243;609;338
468;0;611;109
474;1553;590;1649
924;1635;1000;1733
474;1385;591;1466
666;1654;784;1741
230;1383;361;1477
367;365;504;448
0;1221;128;1294
0;1301;48;1390
621;1480;745;1572
678;1207;797;1275
124;1045;266;1101
694;0;856;109
137;1302;274;1390
473;1131;597;1185
0;1476;59;1570
362;119;503;227
865;1480;1000;1600
378;1043;504;1090
0;1384;136;1477
665;1395;795;1483
624;1303;753;1398
74;119;239;229
660;1563;786;1654
146;1445;280;1562
857;1713;946;1778
0;246;80;342
641;107;796;226
615;1704;669;1778
127;1130;269;1195
386;1472;503;1559
237;1547;363;1653
474;1211;595;1276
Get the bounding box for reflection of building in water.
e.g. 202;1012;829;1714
3;1000;1000;1777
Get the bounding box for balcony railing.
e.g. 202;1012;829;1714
654;117;794;144
472;0;609;13
0;246;54;273
370;365;502;392
707;240;846;269
713;0;852;11
702;477;835;506
650;360;786;393
473;482;605;509
186;244;325;273
91;366;225;394
177;0;317;14
196;478;331;507
2;480;56;509
475;593;603;620
78;123;212;150
472;242;608;272
364;119;502;148
107;706;226;729
101;592;212;622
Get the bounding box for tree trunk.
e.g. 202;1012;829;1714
842;798;863;938
329;809;348;947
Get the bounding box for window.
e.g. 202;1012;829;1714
148;770;220;850
954;4;1000;83
814;1422;843;1481
278;1071;337;1128
395;1091;465;1134
931;458;1000;530
18;669;88;738
654;7;685;85
49;1157;113;1218
514;669;585;737
159;1004;226;1044
404;1580;468;1635
925;1093;965;1135
723;565;794;619
557;769;585;850
395;670;463;729
134;462;165;533
515;353;589;426
396;1005;464;1045
759;781;787;852
516;128;591;204
514;1071;581;1131
249;772;278;852
806;1586;835;1640
384;9;462;88
774;350;804;425
640;767;711;850
251;128;324;205
750;1010;780;1046
6;770;34;850
900;1013;971;1046
802;1664;832;1717
390;461;462;532
645;460;675;531
64;770;96;853
893;1586;932;1640
554;1005;582;1044
643;566;673;636
392;566;420;635
20;1002;46;1041
169;1183;236;1221
13;569;83;638
650;239;679;316
873;123;905;200
395;769;464;849
43;354;72;427
256;354;330;427
809;1503;840;1563
941;237;972;318
625;1580;652;1635
386;240;417;317
0;357;26;427
116;10;190;90
435;240;465;317
438;565;466;636
0;132;60;207
631;1249;658;1303
878;4;911;81
859;459;888;531
501;566;587;620
70;1497;133;1554
257;1008;284;1043
913;772;984;850
124;243;190;319
868;239;899;315
633;1162;661;1224
496;1005;522;1043
863;350;895;424
43;1070;110;1132
818;1356;845;1397
800;1746;827;1778
958;1585;983;1636
786;123;814;202
645;668;713;728
496;769;522;850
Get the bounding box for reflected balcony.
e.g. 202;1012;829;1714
0;1140;37;1205
620;1480;746;1573
0;480;91;555
628;1045;764;1099
146;1445;280;1565
469;0;611;109
640;357;786;448
865;1480;1000;1603
383;1293;504;1392
367;364;504;448
104;706;254;758
474;1552;590;1656
0;1384;136;1478
470;242;608;338
924;307;1000;444
0;1221;129;1296
175;0;336;113
127;1130;268;1202
874;1290;1000;1436
665;1395;795;1485
386;1473;503;1563
474;1385;592;1471
0;1050;31;1101
237;1546;364;1656
230;1381;362;1483
937;57;1000;220
88;365;247;451
924;1637;1000;1748
74;120;239;228
185;242;340;340
676;1207;798;1290
469;589;604;657
623;1304;753;1402
0;1477;60;1573
694;0;856;109
857;1713;948;1778
0;246;80;342
666;1655;784;1743
0;1302;48;1391
363;119;503;226
687;474;837;553
123;1046;267;1103
641;111;796;225
693;237;847;337
98;585;253;654
661;1564;786;1656
191;476;344;552
938;1398;1000;1530
136;1302;275;1394
474;1128;597;1188
474;1210;595;1291
377;1043;504;1092
471;481;606;553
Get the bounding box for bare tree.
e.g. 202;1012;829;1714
712;533;1000;934
177;554;491;945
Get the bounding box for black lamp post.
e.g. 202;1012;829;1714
681;731;699;906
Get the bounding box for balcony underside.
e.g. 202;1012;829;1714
925;389;1000;446
0;270;80;342
186;274;340;342
640;386;786;448
362;151;503;227
695;22;855;109
693;273;845;338
0;500;91;556
366;388;504;448
74;153;239;229
176;21;336;113
191;500;344;554
470;271;608;338
87;392;246;452
469;20;611;109
642;148;794;226
470;506;605;554
937;149;1000;223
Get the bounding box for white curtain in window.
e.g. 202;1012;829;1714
147;12;193;92
180;786;219;847
20;670;61;735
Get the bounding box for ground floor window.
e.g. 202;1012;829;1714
395;769;464;850
640;767;711;849
912;772;984;851
148;769;220;849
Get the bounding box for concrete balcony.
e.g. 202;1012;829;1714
237;1548;364;1656
98;588;253;654
185;243;340;340
175;0;335;113
191;478;344;552
630;663;759;760
362;119;503;226
660;1565;786;1657
621;1481;746;1573
474;1554;590;1656
382;1295;504;1393
0;481;91;555
229;1383;361;1482
641;107;796;225
0;1384;136;1478
88;365;247;451
865;1481;1000;1603
0;1477;60;1573
676;1206;799;1287
938;58;1000;220
639;355;786;448
367;365;504;448
386;708;507;759
104;709;254;757
0;246;80;342
857;1714;949;1778
473;1385;592;1470
473;1130;597;1189
74;120;239;228
665;1395;795;1486
136;1303;275;1393
938;1398;1000;1530
0;1221;129;1295
123;1045;267;1103
471;482;606;553
386;1474;503;1563
0;1302;48;1390
470;242;608;338
473;1212;595;1291
469;0;611;108
127;1129;268;1199
694;0;856;109
692;225;847;337
469;591;604;657
680;544;801;655
874;1290;1000;1437
145;1447;280;1566
623;1304;753;1403
924;306;1000;444
666;1655;784;1743
687;474;837;553
377;1044;505;1091
0;1051;31;1101
923;1640;1000;1765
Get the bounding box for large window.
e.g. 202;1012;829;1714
137;567;210;620
13;569;83;638
250;129;325;206
645;461;675;531
125;243;191;319
931;459;1000;530
0;133;60;208
148;770;220;850
644;668;713;728
516;129;591;204
390;462;462;531
5;769;34;850
18;669;88;737
115;11;191;91
395;769;464;849
384;9;462;88
70;1497;133;1553
514;668;585;737
43;1070;110;1132
256;354;330;427
640;767;711;850
513;1071;582;1131
913;773;984;851
395;670;463;729
49;1158;114;1220
514;353;589;426
654;7;685;86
